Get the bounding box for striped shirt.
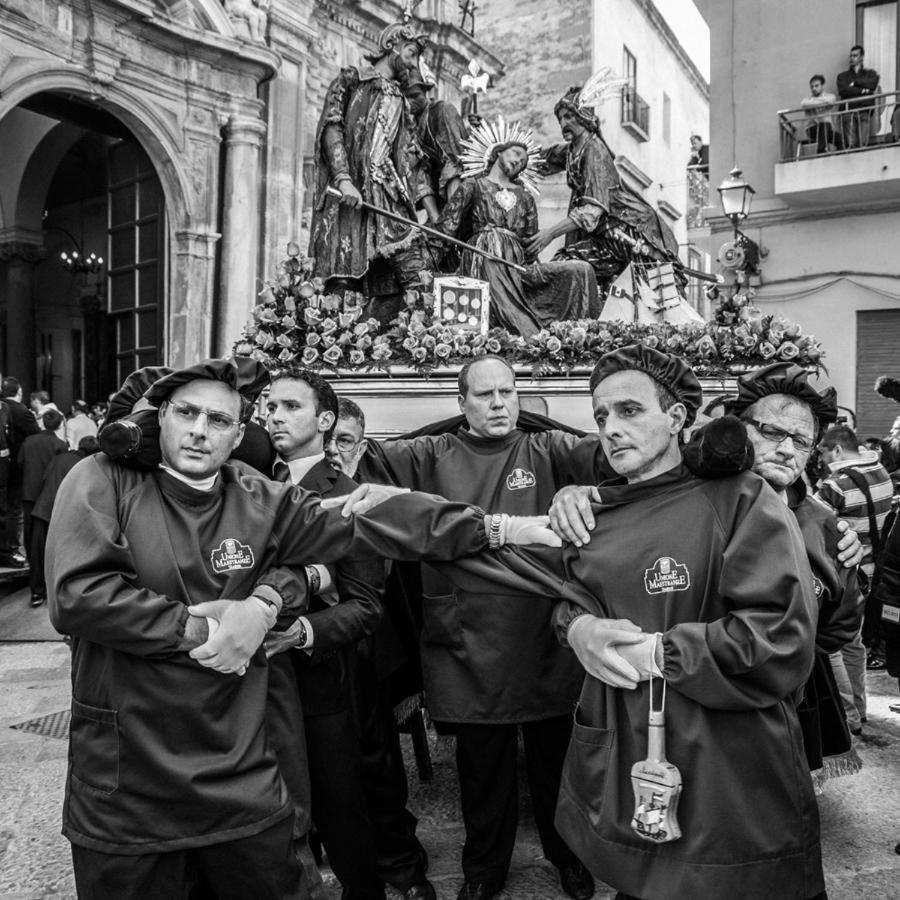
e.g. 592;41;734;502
815;450;894;574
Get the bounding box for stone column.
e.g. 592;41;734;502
216;113;267;357
171;229;220;367
0;240;44;394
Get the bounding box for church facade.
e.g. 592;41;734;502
0;0;500;408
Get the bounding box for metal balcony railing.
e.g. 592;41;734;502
621;86;650;140
778;89;900;162
686;168;708;229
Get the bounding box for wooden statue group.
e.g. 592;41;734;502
309;12;695;337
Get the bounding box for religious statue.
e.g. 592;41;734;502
224;0;269;43
404;59;469;216
308;14;432;325
526;78;682;292
436;118;600;337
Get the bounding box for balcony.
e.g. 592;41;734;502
774;91;900;206
686;168;708;228
621;86;650;142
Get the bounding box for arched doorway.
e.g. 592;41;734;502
0;93;167;409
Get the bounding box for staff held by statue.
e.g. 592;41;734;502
324;185;528;274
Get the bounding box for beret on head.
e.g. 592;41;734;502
106;366;174;424
589;344;703;426
143;357;270;413
724;362;837;426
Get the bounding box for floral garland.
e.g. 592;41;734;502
236;248;825;378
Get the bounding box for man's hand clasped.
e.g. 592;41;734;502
567;616;660;690
263;615;307;660
188;597;276;676
548;484;600;547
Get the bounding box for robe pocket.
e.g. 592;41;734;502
70;699;119;795
565;706;615;818
421;593;462;648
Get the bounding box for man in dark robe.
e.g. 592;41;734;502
352;355;605;900
309;19;433;325
526;87;680;291
437;141;600;337
424;346;828;900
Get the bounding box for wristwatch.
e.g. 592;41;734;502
487;514;504;550
305;565;321;595
293;618;309;650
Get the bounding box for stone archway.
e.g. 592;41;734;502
0;72;220;390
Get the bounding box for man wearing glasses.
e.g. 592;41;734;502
47;358;552;899
723;363;864;776
326;398;369;478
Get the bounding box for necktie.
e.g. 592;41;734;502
273;462;291;483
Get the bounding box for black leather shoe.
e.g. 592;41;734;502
456;882;503;900
401;882;437;900
30;593;45;608
558;862;595;900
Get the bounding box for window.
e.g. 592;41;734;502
856;0;898;92
662;93;671;145
621;46;650;139
686;248;704;314
623;46;637;92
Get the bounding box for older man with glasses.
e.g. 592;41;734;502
724;363;865;777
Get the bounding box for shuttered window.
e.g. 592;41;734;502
856;310;900;437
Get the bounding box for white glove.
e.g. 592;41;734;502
616;632;664;682
320;483;411;517
188;597;274;675
567;616;647;689
499;514;563;548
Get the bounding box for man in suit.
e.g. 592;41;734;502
261;368;435;900
0;376;40;567
30;436;100;610
326;397;434;898
18;408;68;605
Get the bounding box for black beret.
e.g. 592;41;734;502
106;366;174;424
724;362;837;426
589;344;703;426
143;357;270;410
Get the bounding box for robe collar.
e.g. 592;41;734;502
592;462;696;510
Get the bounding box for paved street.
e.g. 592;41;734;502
2;583;899;899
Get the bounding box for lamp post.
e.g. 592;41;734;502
708;167;760;322
716;167;755;240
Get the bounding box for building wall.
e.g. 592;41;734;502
592;0;710;251
703;0;900;429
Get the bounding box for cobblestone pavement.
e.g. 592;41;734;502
2;593;899;899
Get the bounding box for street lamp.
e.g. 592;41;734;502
717;167;755;238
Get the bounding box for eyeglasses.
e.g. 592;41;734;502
165;400;240;432
331;436;361;452
747;418;815;452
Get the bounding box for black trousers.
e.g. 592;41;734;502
305;708;384;899
71;814;308;900
3;475;22;554
353;656;427;891
27;515;49;597
454;714;580;886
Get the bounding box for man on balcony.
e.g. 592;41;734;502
837;45;880;148
801;75;841;153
